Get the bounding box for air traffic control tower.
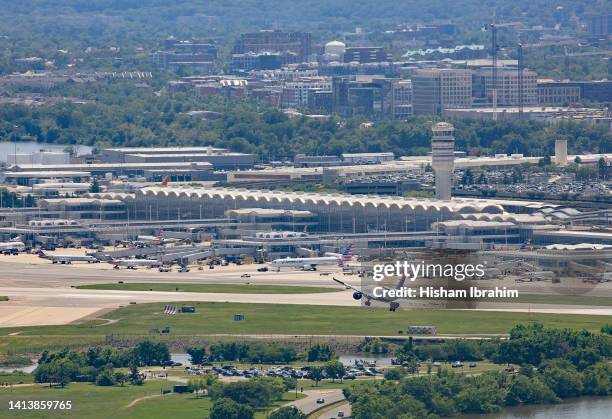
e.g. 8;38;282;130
431;122;455;201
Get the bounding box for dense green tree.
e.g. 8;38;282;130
542;366;584;398
210;398;254;419
186;346;206;365
95;368;116;386
324;360;345;382
132;340;170;366
307;344;335;362
114;371;127;387
309;366;323;387
211;378;286;408
582;363;612;396
505;375;558;405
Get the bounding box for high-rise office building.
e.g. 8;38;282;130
149;38;218;75
233;30;312;62
472;68;537;107
586;14;612;36
281;77;332;108
412;69;472;115
331;76;411;119
343;47;391;63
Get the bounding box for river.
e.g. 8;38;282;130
466;397;612;418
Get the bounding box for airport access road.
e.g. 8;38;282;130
319;402;352;419
287;389;345;416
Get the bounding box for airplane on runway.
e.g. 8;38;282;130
270;255;342;271
271;245;356;271
0;240;25;254
37;250;99;264
110;258;162;269
332;275;406;312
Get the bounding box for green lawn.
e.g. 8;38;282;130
76;283;341;294
0;372;34;385
0;301;608;359
0;382;302;419
0;356;32;367
510;293;612;307
0;381;174;419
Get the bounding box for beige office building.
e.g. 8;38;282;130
412;69;472;115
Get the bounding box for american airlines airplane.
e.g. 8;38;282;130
131;234;180;247
270;245;355;271
110;258;162;269
0;241;25;254
37;250;99;264
332;276;406;312
269;256;342;271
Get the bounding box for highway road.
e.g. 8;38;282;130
287;389;345;416
319;402;352;419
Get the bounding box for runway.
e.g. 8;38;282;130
0;255;611;327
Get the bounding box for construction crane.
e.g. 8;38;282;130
517;42;524;119
483;21;519;121
483;23;500;121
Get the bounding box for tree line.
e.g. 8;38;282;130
186;342;335;364
1;83;610;161
345;323;612;418
33;340;169;387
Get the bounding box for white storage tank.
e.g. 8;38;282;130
324;40;346;56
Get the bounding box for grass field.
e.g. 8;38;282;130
0;372;33;385
74;285;612;306
0;381;302;419
0;356;32;367
508;294;612;307
76;283;342;294
0;301;608;358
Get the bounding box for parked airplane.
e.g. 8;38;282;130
525;271;556;281
270;255;341;271
132;232;181;247
324;244;354;262
110;258;162;269
332;275;407;311
0;240;25;254
37;250;99;264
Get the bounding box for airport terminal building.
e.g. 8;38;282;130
119;186;515;233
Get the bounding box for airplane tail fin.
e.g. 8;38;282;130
161;175;169;186
37;250;47;259
395;274;406;289
341;244;354;262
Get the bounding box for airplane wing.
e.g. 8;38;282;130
332;277;361;292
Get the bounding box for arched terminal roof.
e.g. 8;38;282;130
134;186;505;214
